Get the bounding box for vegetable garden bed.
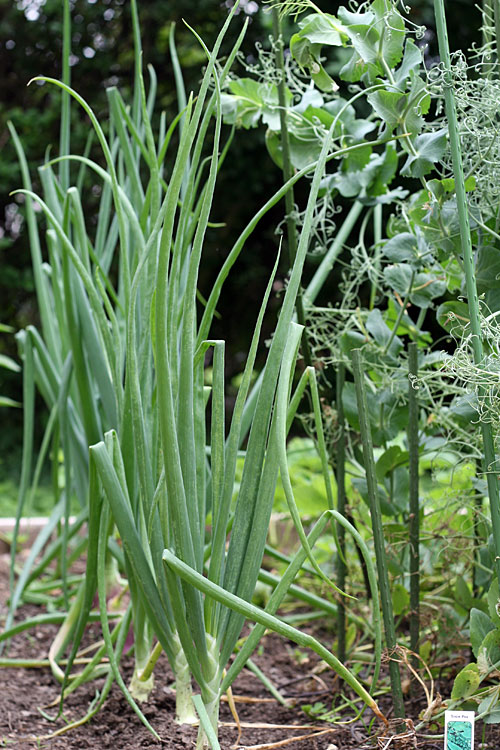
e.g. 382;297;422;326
1;550;500;750
6;0;500;747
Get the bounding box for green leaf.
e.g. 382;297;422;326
265;129;283;169
376;446;409;481
449;393;480;426
488;580;500;627
369;145;399;197
351;476;398;517
401;129;447;178
0;396;21;408
343;381;408;444
394;39;423;88
366;90;405;132
0;354;21;372
331;148;399;202
384;264;446;308
436;301;470;333
401;73;429;136
470;608;496;658
455;576;473;611
311;65;339;94
337;7;375;26
476;246;500;293
479;629;500;673
321;99;375;141
221;79;287;130
365;308;403;356
339;50;369;82
484;707;500;724
428;176;475;201
451;664;480;700
383;234;418;264
296;13;347;46
339;330;368;356
290;15;344;93
392;583;410;616
265;128;323;171
375;2;405;69
384;264;413;295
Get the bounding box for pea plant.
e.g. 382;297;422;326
221;0;500;728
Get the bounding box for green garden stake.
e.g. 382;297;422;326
408;342;420;668
352;348;405;722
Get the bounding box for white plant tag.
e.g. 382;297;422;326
445;710;474;750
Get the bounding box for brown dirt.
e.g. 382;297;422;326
0;553;499;750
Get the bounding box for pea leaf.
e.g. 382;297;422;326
449;393;480;426
330;147;399;202
296;12;347;46
383;231;433;267
221;78;288;130
394;39;423;88
376;446;409;481
470;608;496;658
455;576;473;611
436;300;470;333
478;629;500;674
384;264;413;295
342;382;408;444
338;0;405;81
290;13;346;93
317;98;375;142
265;128;325;171
401;129;448;178
476;246;500;293
384;264;446;308
337;7;375;26
488;579;500;627
451;664;480;700
351;476;398;516
366;90;405;132
365;308;403;357
392;583;410;616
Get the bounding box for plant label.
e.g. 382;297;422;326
445;710;474;750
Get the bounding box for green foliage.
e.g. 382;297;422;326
7;0;500;739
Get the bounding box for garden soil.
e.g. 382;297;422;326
1;553;499;750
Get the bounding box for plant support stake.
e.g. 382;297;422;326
352;349;405;721
272;7;312;367
336;363;347;665
434;0;500;583
408;342;420;669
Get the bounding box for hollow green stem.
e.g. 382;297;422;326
163;549;386;724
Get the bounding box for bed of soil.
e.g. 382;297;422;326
1;552;499;750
